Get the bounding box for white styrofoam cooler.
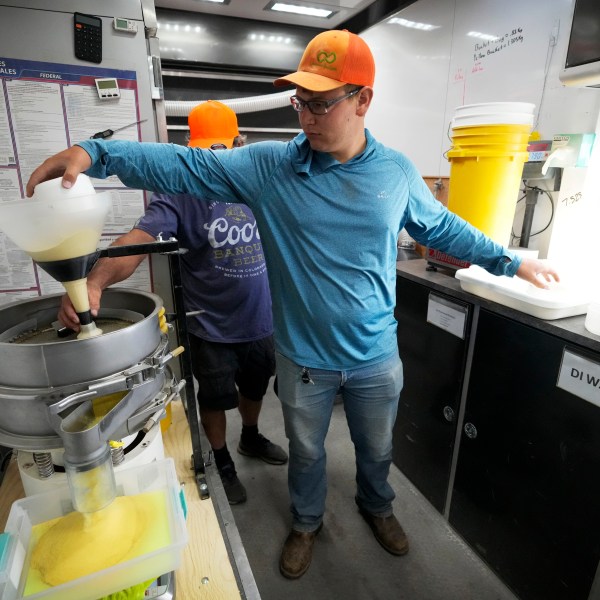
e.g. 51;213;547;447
455;265;590;320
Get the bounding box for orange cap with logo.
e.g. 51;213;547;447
274;29;375;92
188;100;240;148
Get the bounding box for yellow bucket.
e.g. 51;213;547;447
447;144;529;248
452;129;529;143
447;124;531;246
451;125;530;151
451;141;529;153
452;123;531;138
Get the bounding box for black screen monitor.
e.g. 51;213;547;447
560;0;600;87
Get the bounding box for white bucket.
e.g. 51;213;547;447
454;102;535;117
451;112;535;129
451;101;535;129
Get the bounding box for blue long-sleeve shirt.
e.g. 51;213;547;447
78;130;520;370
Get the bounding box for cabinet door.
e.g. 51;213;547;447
450;309;600;600
394;277;472;512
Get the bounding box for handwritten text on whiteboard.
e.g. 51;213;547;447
473;27;525;62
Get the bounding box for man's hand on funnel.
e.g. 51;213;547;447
516;258;560;290
26;146;92;197
58;282;102;331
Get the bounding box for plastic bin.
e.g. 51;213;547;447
455;265;590;320
0;458;187;600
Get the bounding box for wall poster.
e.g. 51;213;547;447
0;57;152;305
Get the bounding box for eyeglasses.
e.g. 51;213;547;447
210;143;228;150
290;88;362;115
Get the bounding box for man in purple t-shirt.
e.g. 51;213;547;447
58;101;287;504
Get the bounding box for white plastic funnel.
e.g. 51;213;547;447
0;175;111;260
0;175;111;340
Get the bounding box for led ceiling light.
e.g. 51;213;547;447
266;2;334;18
388;17;439;31
157;22;204;33
249;33;292;44
194;0;229;4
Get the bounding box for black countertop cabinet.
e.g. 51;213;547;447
395;259;600;600
394;276;473;513
450;309;600;600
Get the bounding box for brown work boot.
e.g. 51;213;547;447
358;508;409;556
279;523;323;579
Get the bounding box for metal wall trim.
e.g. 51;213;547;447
443;303;480;519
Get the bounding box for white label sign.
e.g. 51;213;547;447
426;293;467;339
557;349;600;407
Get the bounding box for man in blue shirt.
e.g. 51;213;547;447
28;30;558;580
57;101;287;506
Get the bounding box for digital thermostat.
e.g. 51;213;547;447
113;17;138;33
95;78;120;99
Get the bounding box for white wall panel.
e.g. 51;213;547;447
363;1;454;176
363;0;600;177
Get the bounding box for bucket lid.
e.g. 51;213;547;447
454;102;535;115
451;112;534;128
451;101;535;128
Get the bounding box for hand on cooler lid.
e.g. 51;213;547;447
515;258;560;289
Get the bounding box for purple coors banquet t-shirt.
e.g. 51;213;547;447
135;193;273;343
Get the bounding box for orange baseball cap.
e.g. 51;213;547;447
274;29;375;92
188;100;239;148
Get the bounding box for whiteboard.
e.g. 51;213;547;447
364;0;600;176
363;0;454;176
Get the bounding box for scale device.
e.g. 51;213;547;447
95;77;120;99
426;247;470;272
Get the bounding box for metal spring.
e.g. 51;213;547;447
33;452;54;479
110;444;125;466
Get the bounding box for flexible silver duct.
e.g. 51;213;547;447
164;90;294;117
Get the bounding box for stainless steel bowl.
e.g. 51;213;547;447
0;288;162;388
0;288;167;452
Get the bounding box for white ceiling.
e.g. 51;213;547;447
155;0;380;29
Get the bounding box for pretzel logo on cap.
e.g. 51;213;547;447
316;51;336;65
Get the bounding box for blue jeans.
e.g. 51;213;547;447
275;351;403;533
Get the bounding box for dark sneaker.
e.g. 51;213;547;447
279;523;323;579
358;508;409;556
218;463;247;505
238;433;288;465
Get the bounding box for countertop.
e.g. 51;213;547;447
396;257;600;354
